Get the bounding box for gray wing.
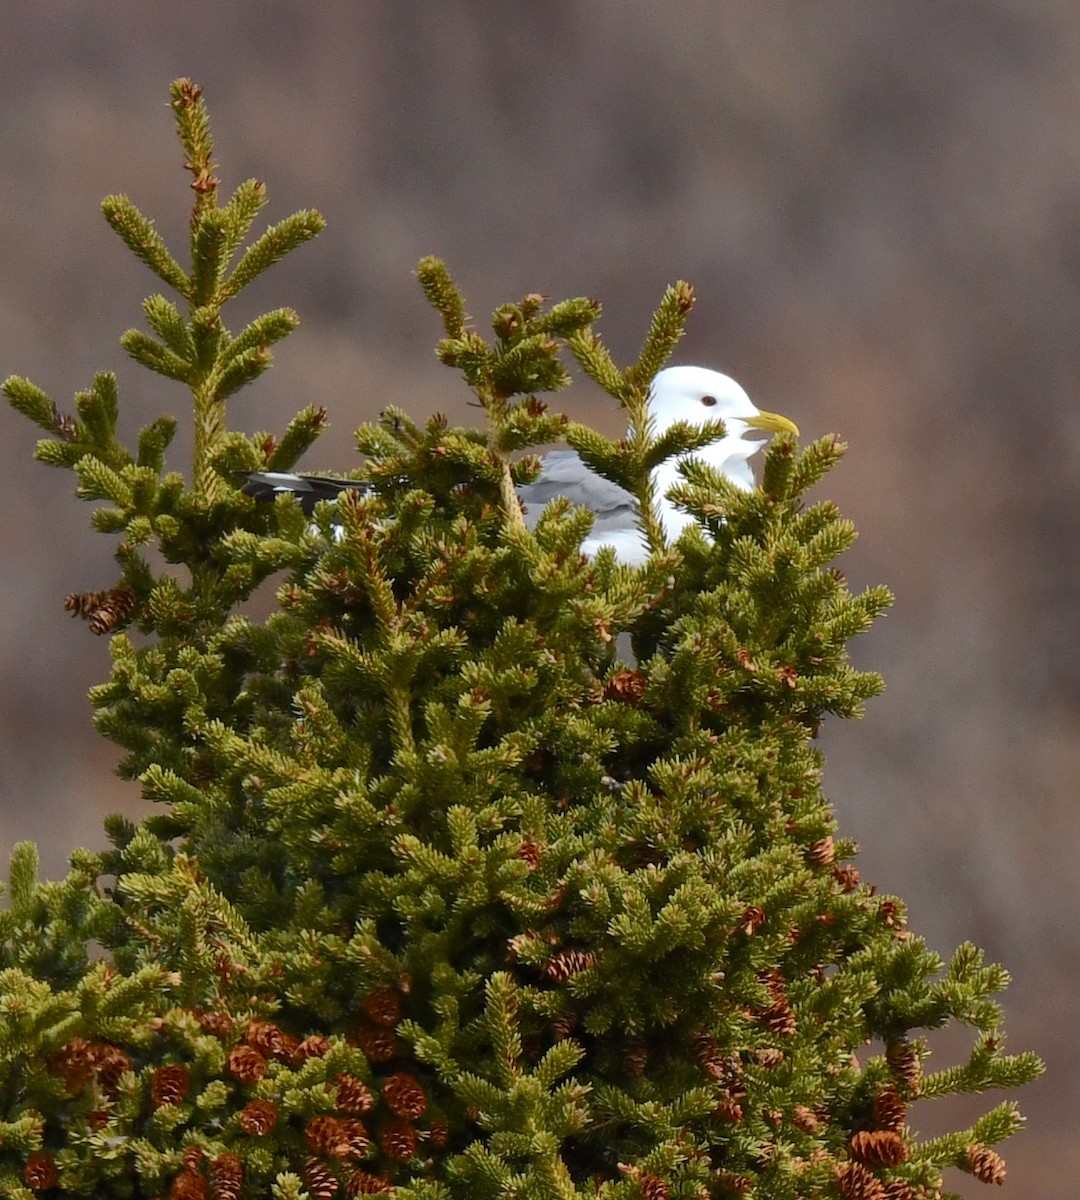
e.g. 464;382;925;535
239;457;639;535
234;471;368;515
517;451;638;534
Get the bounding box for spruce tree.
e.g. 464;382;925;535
2;80;1040;1200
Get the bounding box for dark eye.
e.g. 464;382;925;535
700;394;718;407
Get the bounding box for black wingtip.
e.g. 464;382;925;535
233;471;369;516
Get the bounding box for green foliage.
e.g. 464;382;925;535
1;80;1040;1200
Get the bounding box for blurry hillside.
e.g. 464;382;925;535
1;4;1076;1195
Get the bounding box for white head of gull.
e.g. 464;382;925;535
518;365;798;564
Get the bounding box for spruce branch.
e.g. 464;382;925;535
190;207;231;306
916;1100;1024;1168
919;1033;1043;1099
265;404;330;470
567;328;626;399
74;373;130;469
642;417;730;472
214;345;272;401
101;195;190;295
6;843;40;922
170;77;218;214
220;210;327;301
28;438;82;469
787;432;847;494
624;279;695;392
120;328;192;382
136;416;178;471
223;308;301;364
417;255;468;338
219;177;269;265
416;261;603;536
11;79;326;537
2;376;62;432
526;296;602;339
142;293;194;357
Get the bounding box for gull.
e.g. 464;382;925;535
236;366;798;565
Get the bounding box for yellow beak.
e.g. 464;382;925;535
745;409;799;437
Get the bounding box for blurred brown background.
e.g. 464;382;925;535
1;3;1076;1194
